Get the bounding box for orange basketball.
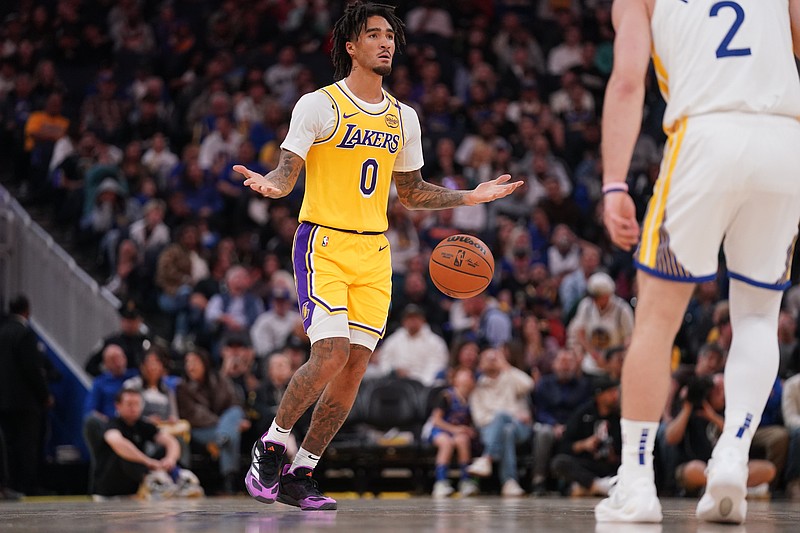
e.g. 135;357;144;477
429;234;495;299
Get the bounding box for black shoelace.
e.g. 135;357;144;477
254;444;281;469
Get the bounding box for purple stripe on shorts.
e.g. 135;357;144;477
293;222;317;331
348;320;384;337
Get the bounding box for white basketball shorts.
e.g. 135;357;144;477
635;112;800;290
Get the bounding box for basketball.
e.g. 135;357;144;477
429;234;495;299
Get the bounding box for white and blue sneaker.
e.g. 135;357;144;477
696;448;748;524
595;475;662;523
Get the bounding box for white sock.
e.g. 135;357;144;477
714;280;782;459
263;419;292;447
291;446;321;472
620;419;659;482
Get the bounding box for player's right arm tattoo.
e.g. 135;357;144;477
393;169;472;210
265;149;304;197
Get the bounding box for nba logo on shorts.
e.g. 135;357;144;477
322;235;329;247
301;301;310;319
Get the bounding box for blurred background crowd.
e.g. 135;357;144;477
1;0;800;501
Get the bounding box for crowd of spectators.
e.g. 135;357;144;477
2;0;800;499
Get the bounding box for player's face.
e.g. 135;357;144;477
350;15;395;77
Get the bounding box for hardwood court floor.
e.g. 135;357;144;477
1;495;798;532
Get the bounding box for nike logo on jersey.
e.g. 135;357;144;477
343;112;360;119
379;245;389;251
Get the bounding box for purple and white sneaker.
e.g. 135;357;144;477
245;438;285;504
277;465;337;510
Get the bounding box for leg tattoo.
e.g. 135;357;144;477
274;337;350;429
303;344;373;455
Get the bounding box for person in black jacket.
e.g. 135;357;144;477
0;294;51;495
85;300;151;377
550;376;621;497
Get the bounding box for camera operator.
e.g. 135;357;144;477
664;373;776;495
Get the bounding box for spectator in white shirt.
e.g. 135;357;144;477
250;287;302;359
547;224;582;278
128;199;170;259
547;25;584;76
467;347;535;497
377;304;449;386
264;46;302;108
198;115;242;171
142;133;179;188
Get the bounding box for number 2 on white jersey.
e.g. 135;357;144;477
710;1;752;58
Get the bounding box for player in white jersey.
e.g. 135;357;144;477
595;0;800;525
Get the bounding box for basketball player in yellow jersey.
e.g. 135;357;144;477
233;2;521;510
596;0;800;525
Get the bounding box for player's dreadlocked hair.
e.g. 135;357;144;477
331;2;406;81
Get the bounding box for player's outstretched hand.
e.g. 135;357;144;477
603;191;640;251
469;174;523;205
233;164;282;198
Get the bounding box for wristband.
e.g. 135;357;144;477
602;182;629;195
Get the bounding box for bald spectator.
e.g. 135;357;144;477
85;344;138;421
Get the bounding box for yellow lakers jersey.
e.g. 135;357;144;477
299;82;405;233
652;0;800;131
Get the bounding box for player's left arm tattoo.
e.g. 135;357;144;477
393;169;472;210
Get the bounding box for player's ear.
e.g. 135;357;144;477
346;40;356;56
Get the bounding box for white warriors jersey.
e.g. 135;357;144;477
651;0;800;130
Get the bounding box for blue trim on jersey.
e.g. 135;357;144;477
728;271;791;291
634;260;717;283
334;82;391;116
314;89;341;145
